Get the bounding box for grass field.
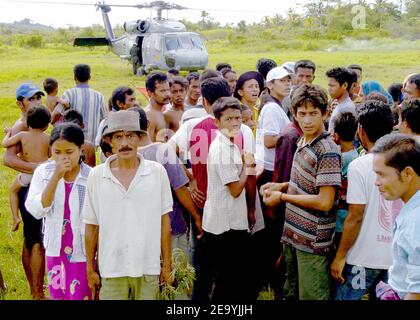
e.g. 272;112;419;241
0;44;419;299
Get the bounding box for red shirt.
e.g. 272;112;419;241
189;117;244;209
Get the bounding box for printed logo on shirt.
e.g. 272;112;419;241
378;195;403;233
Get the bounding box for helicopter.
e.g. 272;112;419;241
73;1;209;76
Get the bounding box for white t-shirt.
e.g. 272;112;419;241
83;154;173;278
346;153;404;269
255;102;290;171
181;107;207;124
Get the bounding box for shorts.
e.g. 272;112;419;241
17;173;33;187
18;186;43;250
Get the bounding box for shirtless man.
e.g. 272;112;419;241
3;83;46;299
185;72;201;109
145;72;171;142
164;76;188;134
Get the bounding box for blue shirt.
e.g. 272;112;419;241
389;190;420;299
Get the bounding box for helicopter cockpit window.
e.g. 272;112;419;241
165;36;179;51
191;35;204;50
165;34;205;51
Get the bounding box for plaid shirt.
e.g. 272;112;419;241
282;132;342;255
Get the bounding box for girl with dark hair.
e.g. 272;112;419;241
26;123;93;300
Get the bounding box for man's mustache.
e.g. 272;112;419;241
119;147;133;152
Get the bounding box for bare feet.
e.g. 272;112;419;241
12;217;21;232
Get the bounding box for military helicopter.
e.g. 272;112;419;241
73;1;209;75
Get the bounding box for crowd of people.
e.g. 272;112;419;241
1;59;419;301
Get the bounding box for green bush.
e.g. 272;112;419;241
14;34;45;48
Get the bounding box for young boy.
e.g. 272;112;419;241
203;96;255;301
261;84;342;300
43;77;68;126
2;106;51;231
241;105;255;132
43;78;59;112
331;112;359;247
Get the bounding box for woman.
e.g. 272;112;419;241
234;71;265;135
26;123;92;300
362;80;393;106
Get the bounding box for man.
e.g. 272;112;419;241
294;60;316;86
256;58;277;81
261;84;342;300
331;100;402;300
169;77;257;301
95;86;141;161
145;72;171;142
3;83;45;300
185;72;201;109
372;134;420;300
110;86;140;112
167;68;180;81
404;74;420;99
348;64;363;84
61;64;107;143
256;66;292;191
181;70;223;124
348;64;363;103
164;76;189;133
326;67;356;133
215;62;232;72
280;60;317;120
399;98;420;136
84;110;173;300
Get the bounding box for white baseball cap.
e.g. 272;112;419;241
266;66;293;83
281;61;296;74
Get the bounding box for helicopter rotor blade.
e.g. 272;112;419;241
3;0;273;15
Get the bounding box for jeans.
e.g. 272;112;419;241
335;263;388;300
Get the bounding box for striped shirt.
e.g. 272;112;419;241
62;84;107;143
282;132;342;255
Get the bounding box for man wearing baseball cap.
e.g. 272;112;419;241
254;66;292;296
84;110;173;300
3;82;45;299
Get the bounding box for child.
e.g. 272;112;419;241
2;106;51;232
25;123;93;300
241;105;255;133
331;112;359;247
43;78;70;125
43;78;60;112
62;109;96;167
203;96;255;301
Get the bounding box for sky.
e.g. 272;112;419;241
0;0;309;28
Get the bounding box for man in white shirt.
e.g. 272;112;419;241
83;110;173;300
331;100;402;300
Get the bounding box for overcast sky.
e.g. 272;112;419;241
0;0;311;27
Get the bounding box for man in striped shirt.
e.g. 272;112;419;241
261;84;342;300
61;64;107;143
